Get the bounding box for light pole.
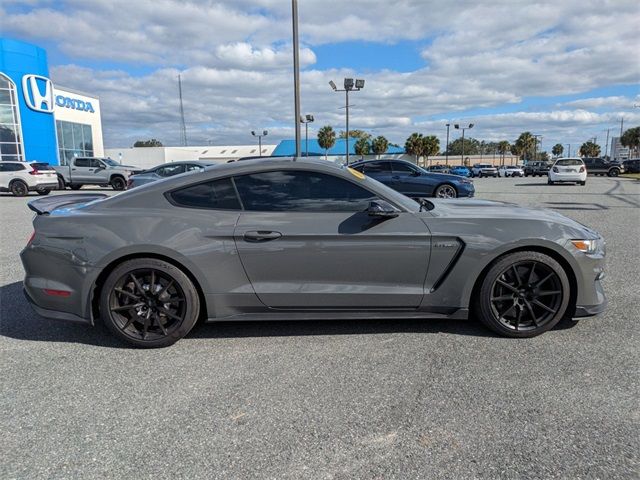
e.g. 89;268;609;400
566;143;571;157
251;130;268;156
291;0;301;157
445;123;450;166
300;114;314;157
329;77;365;165
533;134;542;161
454;123;474;165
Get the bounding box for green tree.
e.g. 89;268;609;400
579;141;601;157
317;125;336;160
551;143;564;157
514;132;536;161
133;139;163;147
497;140;510;165
446;136;480;156
338;129;370;140
620;126;640;157
422;135;440;166
404;133;424;164
354;137;371;159
371;135;389;158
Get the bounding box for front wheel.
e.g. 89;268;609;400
100;258;200;348
111;176;126;190
434;183;458;198
475;251;570;337
579;181;586;186
547;179;554;185
10;180;28;197
608;169;619;177
36;188;51;196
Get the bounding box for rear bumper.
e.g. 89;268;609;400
23;288;91;324
29;182;58;191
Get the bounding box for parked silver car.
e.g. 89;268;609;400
22;157;606;347
127;161;215;189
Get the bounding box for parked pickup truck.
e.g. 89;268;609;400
54;157;142;190
582;157;625;177
523;161;551;177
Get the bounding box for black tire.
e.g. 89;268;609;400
100;258;200;348
579;181;586;186
69;184;82;190
608;168;619;177
36;188;51;196
478;172;483;178
111;176;126;190
474;251;570;338
10;180;28;197
57;176;66;190
547;179;554;185
434;183;458;198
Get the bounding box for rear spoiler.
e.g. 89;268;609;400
28;193;109;215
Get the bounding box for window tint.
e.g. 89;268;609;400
31;162;53;170
391;162;419;174
556;159;583;166
185;164;204;172
90;158;103;168
75;158;89;167
361;161;391;173
170;177;240;210
156;164;185;177
233;170;379;212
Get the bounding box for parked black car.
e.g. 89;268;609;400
582;157;625;177
622;158;640;174
523;161;551;177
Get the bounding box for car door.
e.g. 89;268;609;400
390;161;434;196
232;169;431;309
355;160;393;185
91;158;110;183
71;158;93;182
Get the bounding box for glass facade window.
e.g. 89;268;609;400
56;120;94;165
0;73;24;161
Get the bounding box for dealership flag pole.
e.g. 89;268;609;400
292;0;302;158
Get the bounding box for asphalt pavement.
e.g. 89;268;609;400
1;176;639;479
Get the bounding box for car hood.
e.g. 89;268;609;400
427;198;599;237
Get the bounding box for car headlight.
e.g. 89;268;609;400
571;239;601;254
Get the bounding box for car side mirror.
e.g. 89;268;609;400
366;200;399;218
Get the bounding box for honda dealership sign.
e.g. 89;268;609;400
22;74;54;113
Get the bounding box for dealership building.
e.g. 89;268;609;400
0;38;104;165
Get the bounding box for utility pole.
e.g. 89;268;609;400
445;123;450;166
291;0;301;157
178;74;187;146
604;128;610;160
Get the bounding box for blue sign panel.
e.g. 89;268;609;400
0;38;59;164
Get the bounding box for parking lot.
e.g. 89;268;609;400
1;176;639;479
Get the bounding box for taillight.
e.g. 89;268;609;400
579;166;585;173
29;169;41;175
43;289;72;297
552;167;559;173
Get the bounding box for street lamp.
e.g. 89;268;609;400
454;123;474;164
445;123;451;166
300;114;315;157
329;77;365;165
251;130;268;156
533;134;542;162
566;143;571;157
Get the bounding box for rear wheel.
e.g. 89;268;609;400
547;179;554;185
70;184;82;190
100;258;200;348
608;168;619;177
111;176;126;190
10;180;28;197
36;188;51;196
57;176;66;190
434;183;458;198
579;181;586;186
475;251;570;337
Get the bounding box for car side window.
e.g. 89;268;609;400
185;164;203;172
75;158;89;167
0;163;8;172
391;162;418;174
157;164;185;177
169;177;241;210
362;161;391;173
233;170;379;212
89;158;103;168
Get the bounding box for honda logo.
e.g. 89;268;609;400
22;74;54;113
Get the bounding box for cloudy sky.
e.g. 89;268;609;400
3;0;639;152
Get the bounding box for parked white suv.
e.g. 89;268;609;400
497;165;524;177
548;158;587;185
471;163;498;177
0;162;59;196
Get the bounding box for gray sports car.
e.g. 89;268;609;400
21;158;606;347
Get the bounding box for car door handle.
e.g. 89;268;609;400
71;168;77;171
243;231;282;242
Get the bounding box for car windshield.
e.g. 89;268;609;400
556;159;583;166
30;162;54;170
102;158;120;166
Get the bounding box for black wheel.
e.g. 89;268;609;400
70;184;82;190
57;176;66;190
478;172;483;178
608;168;619;177
100;258;200;348
475;251;570;338
10;180;28;197
36;188;51;196
579;181;586;186
547;179;554;185
434;183;458;198
111;176;126;190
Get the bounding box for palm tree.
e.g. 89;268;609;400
551;143;564;157
497;140;510;165
515;131;536;162
404;133;424;165
579;141;601;157
422;135;440;166
354;137;371;160
620;126;640;158
317;125;336;161
371;136;389;158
